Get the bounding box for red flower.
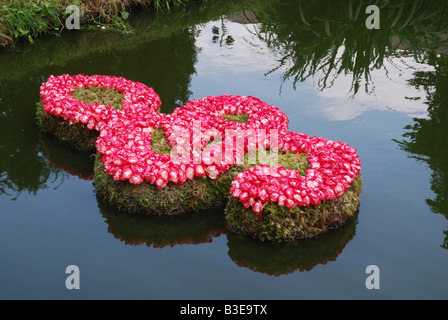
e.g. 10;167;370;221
40;74;361;216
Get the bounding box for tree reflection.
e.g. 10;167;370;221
394;53;448;249
0;79;63;200
211;18;235;47
252;0;448;95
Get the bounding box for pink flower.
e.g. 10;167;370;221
253;201;263;216
40;74;361;217
227;130;361;215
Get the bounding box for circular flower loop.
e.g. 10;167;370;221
40;74;361;216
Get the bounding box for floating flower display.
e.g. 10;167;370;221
95;94;290;188
229;131;362;215
39;74;162;132
37;74;362;242
164;94;289;146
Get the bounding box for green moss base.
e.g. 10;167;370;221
224;174;362;242
93;153;245;215
35;87;124;152
92;147;312;216
36;102;99;152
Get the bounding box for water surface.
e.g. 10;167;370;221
1;0;447;299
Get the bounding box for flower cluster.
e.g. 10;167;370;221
229;131;361;215
95;94;290;188
39;74;361;216
39;74;161;131
164;94;289;146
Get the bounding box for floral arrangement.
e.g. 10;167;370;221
95;94;290;188
229;131;361;215
39;74;361;220
39;74;162;131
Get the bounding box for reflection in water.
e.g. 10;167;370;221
211;18;236;47
308;50;436;121
0;78;62;200
97;196;226;247
227;211;358;276
196;2;444;120
395;53;448;249
253;0;448;95
0;0;252;84
39;132;95;181
2;0;447;198
99;192;357;268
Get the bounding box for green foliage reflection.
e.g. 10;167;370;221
252;0;448;95
394;53;448;249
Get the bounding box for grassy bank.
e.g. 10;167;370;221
0;0;187;47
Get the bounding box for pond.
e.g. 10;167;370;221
1;0;448;300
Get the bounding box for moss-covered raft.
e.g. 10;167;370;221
36;86;362;242
36;86;123;152
93;149;311;216
93;152;244;215
225;174;362;242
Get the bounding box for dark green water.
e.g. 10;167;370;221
1;0;448;299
